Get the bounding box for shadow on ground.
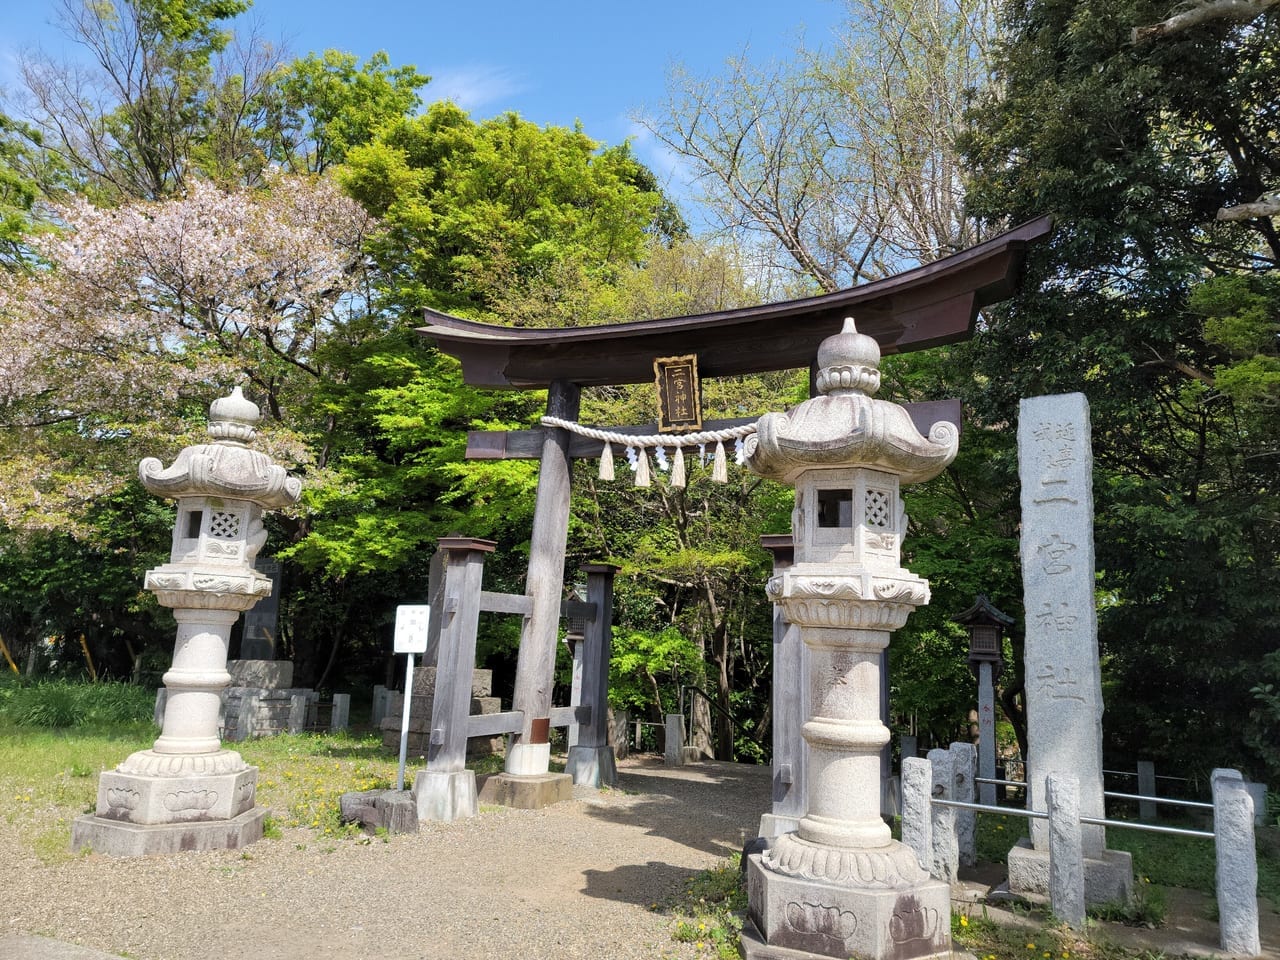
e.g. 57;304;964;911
580;860;704;907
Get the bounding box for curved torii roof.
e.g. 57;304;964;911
418;216;1052;389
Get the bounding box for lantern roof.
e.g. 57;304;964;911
138;388;302;510
955;594;1016;629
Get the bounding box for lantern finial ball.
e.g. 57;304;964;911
207;386;261;444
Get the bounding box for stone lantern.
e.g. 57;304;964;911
72;387;301;856
957;595;1013;807
741;319;959;960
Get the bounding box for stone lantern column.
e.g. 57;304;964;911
741;319;959;960
72;388;301;857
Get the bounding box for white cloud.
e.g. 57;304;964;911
427;64;526;113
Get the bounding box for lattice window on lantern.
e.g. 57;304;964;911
864;489;891;529
208;510;242;540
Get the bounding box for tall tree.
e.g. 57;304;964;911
642;0;998;293
264;50;428;175
12;0;258;200
961;0;1280;780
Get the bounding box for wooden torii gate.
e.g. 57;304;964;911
417;216;1052;806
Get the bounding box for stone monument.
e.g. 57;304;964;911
1009;392;1132;904
741;318;959;960
72;387;301;856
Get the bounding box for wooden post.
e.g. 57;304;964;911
566;563;619;787
414;536;495;822
507;380;580;776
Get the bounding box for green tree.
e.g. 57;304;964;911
265;50;429;175
339;104;676;317
961;0;1280;779
14;0;254;200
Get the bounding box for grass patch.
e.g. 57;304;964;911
0;721;515;854
657;854;746;960
975;806;1280;912
0;678;155;728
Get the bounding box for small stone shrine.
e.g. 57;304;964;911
741;319;958;960
72;388;301;856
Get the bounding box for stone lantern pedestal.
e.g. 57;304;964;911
742;320;959;960
72;388;300;857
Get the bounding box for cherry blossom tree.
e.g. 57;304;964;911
0;173;377;533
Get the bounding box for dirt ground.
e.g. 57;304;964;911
1;756;1274;960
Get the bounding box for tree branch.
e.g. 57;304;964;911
1132;0;1279;43
1217;195;1280;221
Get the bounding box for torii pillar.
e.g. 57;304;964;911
490;379;579;806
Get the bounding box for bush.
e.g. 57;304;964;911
0;678;154;729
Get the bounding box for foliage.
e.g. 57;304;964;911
267;50;429;175
0;678;155;728
340;103;678;317
607;627;706;718
1246;650;1280;782
960;0;1280;783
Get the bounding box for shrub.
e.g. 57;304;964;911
0;678;153;729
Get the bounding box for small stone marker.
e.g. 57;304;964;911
927;747;958;883
664;714;685;766
950;741;977;868
1212;768;1261;956
1137;761;1157;821
901;756;933;872
1046;772;1085;930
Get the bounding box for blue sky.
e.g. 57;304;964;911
1;1;846;195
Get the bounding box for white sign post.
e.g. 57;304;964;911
393;605;431;792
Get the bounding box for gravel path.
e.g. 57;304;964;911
1;758;770;960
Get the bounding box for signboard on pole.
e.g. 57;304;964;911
394;605;431;790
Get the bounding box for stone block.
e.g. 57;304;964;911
950;742;977;868
227;659;293;689
339;789;418;835
70;806;266;857
745;853;951;960
477;772;573;810
95;767;257;825
566;744;618;788
330;693;350;731
1046;772;1085;929
1213;768;1261;955
339;789;382;824
926;748;957;883
900;757;932;874
1007;839;1133;907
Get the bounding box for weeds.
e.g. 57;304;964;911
658;855;746;959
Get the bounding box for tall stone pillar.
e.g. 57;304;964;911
1009;393;1132;905
759;534;808;839
741;319;959;960
72;388;301;856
